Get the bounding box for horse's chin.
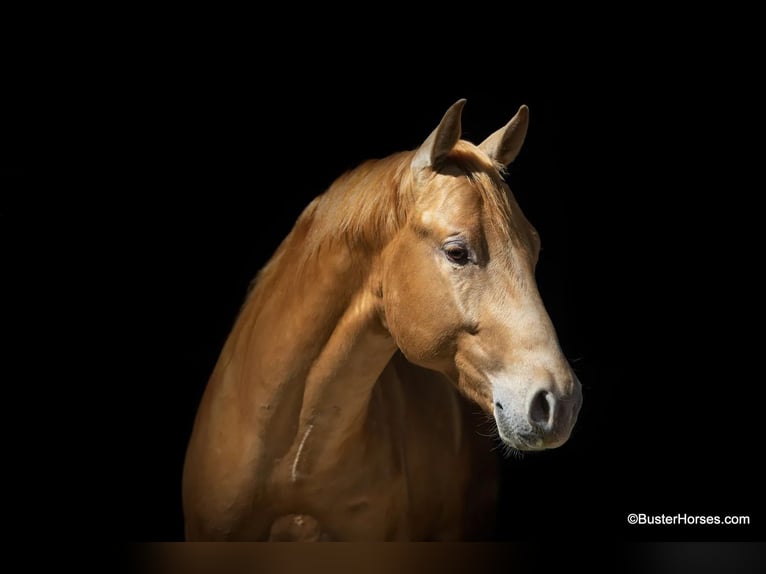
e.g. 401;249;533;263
500;433;550;452
496;427;547;452
498;423;574;452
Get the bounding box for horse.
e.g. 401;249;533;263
182;99;582;541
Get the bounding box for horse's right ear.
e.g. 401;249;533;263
411;99;466;179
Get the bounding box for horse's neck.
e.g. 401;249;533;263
217;234;396;476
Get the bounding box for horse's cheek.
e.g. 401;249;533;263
384;262;455;364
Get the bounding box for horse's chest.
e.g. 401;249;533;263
272;426;470;540
264;370;492;539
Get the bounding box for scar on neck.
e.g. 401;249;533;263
291;424;314;483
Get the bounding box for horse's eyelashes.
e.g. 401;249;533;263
444;243;470;266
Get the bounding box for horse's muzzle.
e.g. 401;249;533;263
493;375;582;450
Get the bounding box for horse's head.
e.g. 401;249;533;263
380;100;581;451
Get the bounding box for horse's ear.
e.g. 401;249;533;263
479;105;529;166
411;99;466;177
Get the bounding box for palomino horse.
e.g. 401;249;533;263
183;100;582;540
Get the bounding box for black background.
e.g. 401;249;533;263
5;57;763;545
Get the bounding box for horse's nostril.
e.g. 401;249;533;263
495;401;504;411
528;390;554;431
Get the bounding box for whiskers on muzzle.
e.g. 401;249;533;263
473;408;529;460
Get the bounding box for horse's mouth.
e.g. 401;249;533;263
497;427;547;452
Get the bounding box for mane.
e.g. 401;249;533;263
300;150;415;262
300;140;512;260
248;140;515;295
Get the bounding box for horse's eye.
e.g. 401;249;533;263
444;242;470;265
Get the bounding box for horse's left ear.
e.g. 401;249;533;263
479;105;529;166
411;99;466;178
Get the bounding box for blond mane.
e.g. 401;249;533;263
292;140;513;266
243;139;517;307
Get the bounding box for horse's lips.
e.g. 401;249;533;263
497;426;545;451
